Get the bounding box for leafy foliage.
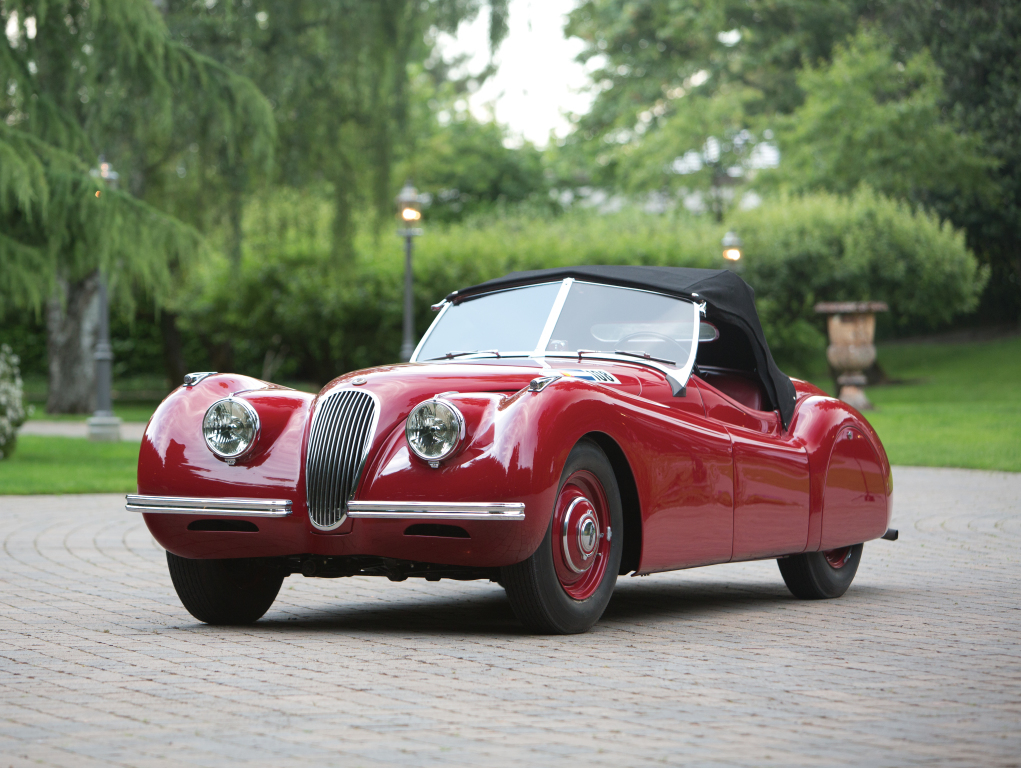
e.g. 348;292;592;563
162;0;511;257
882;0;1021;321
166;188;983;382
767;29;995;206
407;111;547;222
732;187;988;368
0;0;274;313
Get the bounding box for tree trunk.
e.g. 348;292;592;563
160;311;187;387
46;272;101;414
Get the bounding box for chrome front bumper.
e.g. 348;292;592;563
125;495;524;521
346;501;525;521
125;495;292;517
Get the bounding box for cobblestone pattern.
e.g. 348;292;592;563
1;467;1019;767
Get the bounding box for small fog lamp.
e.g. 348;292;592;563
203;398;260;460
405;399;465;465
722;230;743;261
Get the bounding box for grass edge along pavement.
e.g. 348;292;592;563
859;335;1020;473
1;335;1018;495
0;436;139;495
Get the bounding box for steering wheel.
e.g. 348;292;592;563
615;331;689;362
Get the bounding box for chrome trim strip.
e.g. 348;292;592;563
125;495;292;517
347;501;526;521
532;277;574;356
410;301;450;362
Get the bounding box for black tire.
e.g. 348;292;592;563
501;439;623;634
166;552;284;625
777;543;864;599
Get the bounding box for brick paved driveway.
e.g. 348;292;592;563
1;467;1019;767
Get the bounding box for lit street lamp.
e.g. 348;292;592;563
396;180;426;362
721;230;743;262
86;157;122;442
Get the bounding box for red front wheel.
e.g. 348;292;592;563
501;439;623;634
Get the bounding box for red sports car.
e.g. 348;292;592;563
129;266;895;633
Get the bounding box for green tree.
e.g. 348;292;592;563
883;0;1021;323
768;29;994;207
406;110;546;223
0;0;273;411
164;0;510;258
560;0;875;186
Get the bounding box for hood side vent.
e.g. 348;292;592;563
305;389;379;530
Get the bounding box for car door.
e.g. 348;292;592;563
630;370;736;572
694;378;811;560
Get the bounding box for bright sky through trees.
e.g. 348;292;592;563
437;0;601;146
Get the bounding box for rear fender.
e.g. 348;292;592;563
789;395;893;550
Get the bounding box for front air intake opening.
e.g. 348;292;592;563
187;519;260;532
404;524;471;539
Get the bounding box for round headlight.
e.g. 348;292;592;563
203;398;260;459
405;399;465;463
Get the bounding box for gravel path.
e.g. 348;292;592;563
0;466;1018;766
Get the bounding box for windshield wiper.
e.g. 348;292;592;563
614;349;676;366
429;349;502;361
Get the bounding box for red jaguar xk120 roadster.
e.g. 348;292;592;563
128;266;896;634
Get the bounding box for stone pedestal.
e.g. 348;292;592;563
814;301;889;411
87;414;122;442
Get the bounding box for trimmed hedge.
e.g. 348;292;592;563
174;188;988;382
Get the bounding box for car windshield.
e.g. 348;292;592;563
415;279;699;374
415;283;561;361
544;282;696;368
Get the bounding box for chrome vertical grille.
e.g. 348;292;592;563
305;389;379;530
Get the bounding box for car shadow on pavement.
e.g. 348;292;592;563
170;578;888;636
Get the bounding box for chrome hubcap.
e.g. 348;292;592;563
562;497;600;574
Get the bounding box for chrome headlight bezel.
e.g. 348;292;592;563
202;397;261;461
405;398;466;465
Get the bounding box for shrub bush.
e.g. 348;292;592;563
181;189;987;382
731;187;988;370
183;205;723;383
0;344;27;459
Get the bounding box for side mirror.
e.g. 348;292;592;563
698;321;720;343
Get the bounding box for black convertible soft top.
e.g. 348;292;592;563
446;266;798;428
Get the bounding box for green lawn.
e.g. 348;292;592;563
862;336;1021;472
0;436;138;495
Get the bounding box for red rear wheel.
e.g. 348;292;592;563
824;546;853;569
778;543;864;599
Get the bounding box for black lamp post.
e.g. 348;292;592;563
86;158;122;442
395;180;425;362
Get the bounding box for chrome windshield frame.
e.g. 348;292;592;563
410;278;702;394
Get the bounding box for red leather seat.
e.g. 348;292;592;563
701;370;767;411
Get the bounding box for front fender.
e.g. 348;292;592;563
355;378;629;565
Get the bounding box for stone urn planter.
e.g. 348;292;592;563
814;301;889;411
